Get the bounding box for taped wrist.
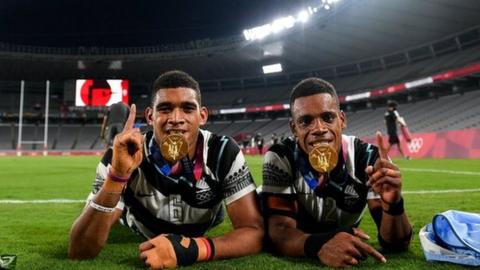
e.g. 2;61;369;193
165;234;199;266
382;197;405;216
304;227;354;257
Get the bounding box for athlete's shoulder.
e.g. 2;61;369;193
203;129;240;154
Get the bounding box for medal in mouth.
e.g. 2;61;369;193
308;143;338;173
160;131;189;163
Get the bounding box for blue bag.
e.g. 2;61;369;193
419;210;480;266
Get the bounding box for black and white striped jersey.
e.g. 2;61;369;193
87;129;256;238
261;135;380;233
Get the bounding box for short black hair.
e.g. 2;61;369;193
387;100;398;109
289;77;339;114
152;70;201;104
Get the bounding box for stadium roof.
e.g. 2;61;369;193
0;0;305;47
1;0;480;81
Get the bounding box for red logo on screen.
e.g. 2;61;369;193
76;79;129;106
80;80;112;106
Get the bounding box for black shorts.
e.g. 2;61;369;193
389;134;400;145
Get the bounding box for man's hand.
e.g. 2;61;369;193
111;104;143;177
366;131;402;204
140;235;178;269
139;234;211;269
318;228;386;268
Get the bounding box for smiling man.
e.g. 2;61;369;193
69;70;264;269
261;78;412;268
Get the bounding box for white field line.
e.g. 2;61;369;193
403;188;480;194
1;169;478;204
402;168;480;176
0;199;85;204
2;188;480;204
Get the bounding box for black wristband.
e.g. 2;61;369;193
304;226;354;258
165;234;199;266
382;197;405;216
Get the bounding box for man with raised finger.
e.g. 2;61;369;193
261;77;412;268
69;70;264;269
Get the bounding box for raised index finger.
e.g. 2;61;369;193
376;131;388;159
123;104;137;131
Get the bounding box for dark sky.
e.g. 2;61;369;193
0;0;307;47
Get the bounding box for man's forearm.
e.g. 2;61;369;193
210;226;264;260
270;224;309;257
369;197;412;251
68;182;124;259
68;207;121;259
379;211;412;250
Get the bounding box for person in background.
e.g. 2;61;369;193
384;100;410;159
271;133;279;146
100;102;130;148
255;133;264;155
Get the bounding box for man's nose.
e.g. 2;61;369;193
168;108;185;124
310;118;328;134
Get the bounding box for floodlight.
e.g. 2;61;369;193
271;16;295;33
298;10;310;23
243;24;271;41
262;63;283;74
243;0;341;41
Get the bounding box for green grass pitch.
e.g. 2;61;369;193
0;156;479;269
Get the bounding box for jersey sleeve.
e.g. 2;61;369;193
395;110;407;126
261;143;298;218
394;110;401;122
212;136;256;205
261;144;295;195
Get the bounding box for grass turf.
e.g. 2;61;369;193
0;156;479;269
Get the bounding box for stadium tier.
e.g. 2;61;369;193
0;0;479;156
1;88;479;152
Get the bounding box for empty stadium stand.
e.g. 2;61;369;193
1;87;479;151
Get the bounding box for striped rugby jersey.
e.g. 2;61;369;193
87;129;256;238
261;134;380;233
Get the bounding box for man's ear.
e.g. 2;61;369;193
289;119;297;138
199;107;208;126
340;110;347;130
145;107;153;125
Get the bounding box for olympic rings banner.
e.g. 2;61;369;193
364;128;480;159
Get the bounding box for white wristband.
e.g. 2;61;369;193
89;200;115;213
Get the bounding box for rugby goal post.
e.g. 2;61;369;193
16;80;50;156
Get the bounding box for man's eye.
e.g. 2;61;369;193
298;116;313;127
183;106;196;113
157;107;171;113
322;113;335;123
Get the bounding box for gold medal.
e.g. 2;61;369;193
308;143;338;173
160;132;189;163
